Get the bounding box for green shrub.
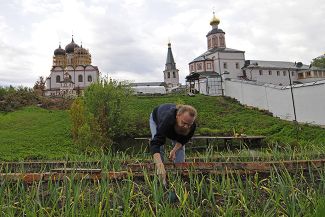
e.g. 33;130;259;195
70;98;86;141
0;86;39;112
70;78;133;150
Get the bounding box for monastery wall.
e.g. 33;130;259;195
224;79;325;126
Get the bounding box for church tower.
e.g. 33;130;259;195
163;42;179;87
206;12;226;50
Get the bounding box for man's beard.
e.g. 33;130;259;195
175;126;190;136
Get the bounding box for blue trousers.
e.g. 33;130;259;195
149;113;185;163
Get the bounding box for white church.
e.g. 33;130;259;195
187;13;325;95
44;36;100;97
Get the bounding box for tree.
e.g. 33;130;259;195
311;54;325;68
69;78;133;150
33;76;46;96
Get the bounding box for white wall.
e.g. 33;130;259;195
206;52;245;79
224;79;325;125
132;86;166;94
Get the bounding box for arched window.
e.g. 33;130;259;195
167;72;170;78
88;75;92;82
197;63;203;70
212;36;218;47
56;75;60;83
78;75;83;82
220;36;225;46
173;72;176;78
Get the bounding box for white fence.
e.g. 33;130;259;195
224;79;325;126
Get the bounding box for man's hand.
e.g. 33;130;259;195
153;153;167;186
169;150;176;161
155;162;167;186
169;143;182;162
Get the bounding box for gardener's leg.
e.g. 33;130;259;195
149;113;164;162
172;140;185;163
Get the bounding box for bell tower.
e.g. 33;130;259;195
163;42;179;87
206;12;226;50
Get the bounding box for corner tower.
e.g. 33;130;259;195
163;42;179;87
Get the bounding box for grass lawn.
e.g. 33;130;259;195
127;95;325;147
1;94;325;161
0;106;78;161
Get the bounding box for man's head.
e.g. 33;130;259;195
175;105;197;135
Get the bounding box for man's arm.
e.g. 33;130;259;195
150;122;169;186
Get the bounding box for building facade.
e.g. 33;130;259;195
243;60;325;85
45;36;100;97
187;13;245;95
188;13;325;95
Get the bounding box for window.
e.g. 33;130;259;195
323;71;325;77
236;63;239;69
298;73;304;79
78;75;83;82
173;71;176;78
220;36;225;46
212;37;216;47
318;71;322;77
291;71;294;76
269;70;272;75
88;75;92;82
277;71;280;76
197;63;203;70
259;70;263;75
56;75;60;83
207;63;211;70
168;72;170;78
190;65;194;71
283;71;286;76
223;62;227;69
306;71;311;77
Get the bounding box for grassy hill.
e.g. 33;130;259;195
127;95;325;146
1;94;325;161
0;107;78;161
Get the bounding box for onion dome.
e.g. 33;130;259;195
54;44;66;56
210;12;220;26
65;36;79;54
74;43;88;54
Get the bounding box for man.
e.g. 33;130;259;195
149;103;197;185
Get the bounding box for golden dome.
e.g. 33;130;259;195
210;12;220;26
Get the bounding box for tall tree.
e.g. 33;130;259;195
311;54;325;68
33;76;46;96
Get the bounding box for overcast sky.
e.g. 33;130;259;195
0;0;324;87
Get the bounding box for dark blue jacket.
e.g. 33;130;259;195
150;104;196;154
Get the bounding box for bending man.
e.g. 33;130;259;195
149;103;197;185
